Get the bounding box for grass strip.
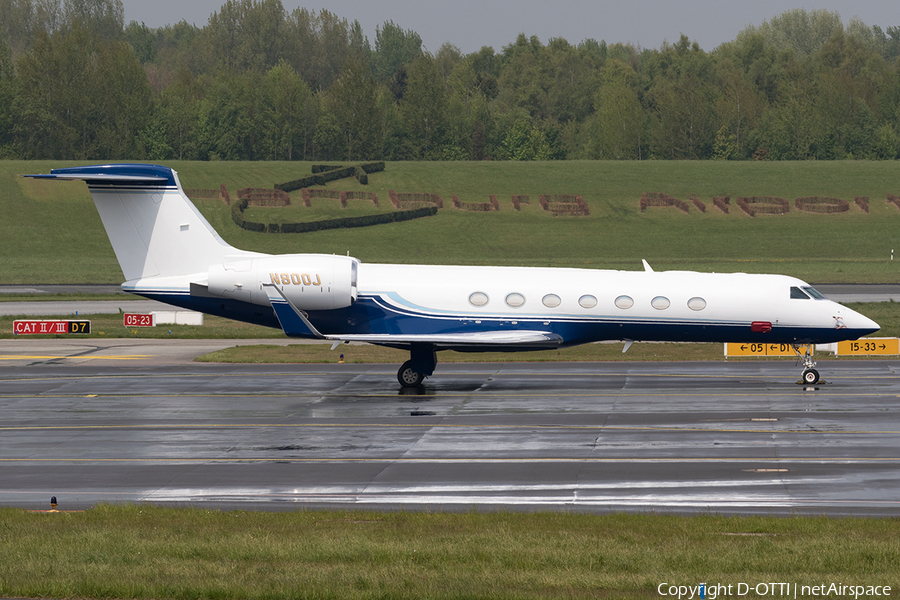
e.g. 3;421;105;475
0;293;131;302
8;160;900;284
0;505;897;600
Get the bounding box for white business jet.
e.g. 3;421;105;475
26;164;879;387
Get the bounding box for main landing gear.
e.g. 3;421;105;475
792;344;820;384
397;361;425;387
397;344;437;388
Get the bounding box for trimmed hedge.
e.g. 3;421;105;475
231;198;265;232
302;188;340;207
231;194;433;234
888;194;900;210
311;164;342;174
277;162;385;192
300;189;378;208
736;196;789;217
344;190;379;207
237;188;290;207
278;207;436;233
540;194;589;216
713;196;729;214
855;196;869;213
690;195;706;213
451;195;499;211
639;192;689;213
511;195;529;211
794;196;849;213
185;188;221;200
275;174;318;193
186;185;231;205
389;190;443;209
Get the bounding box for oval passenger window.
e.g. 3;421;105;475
687;297;707;311
578;295;598;309
651;296;670;310
506;293;526;307
468;292;489;307
615;295;634;309
542;294;561;308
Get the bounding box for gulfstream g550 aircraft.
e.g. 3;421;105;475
27;164;879;387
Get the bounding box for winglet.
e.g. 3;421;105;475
642;259;653;272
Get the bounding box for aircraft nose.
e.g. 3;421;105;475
843;308;880;336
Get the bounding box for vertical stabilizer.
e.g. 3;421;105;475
25;164;246;281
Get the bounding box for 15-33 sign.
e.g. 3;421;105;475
836;338;899;356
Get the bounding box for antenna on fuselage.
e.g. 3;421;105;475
642;259;653;272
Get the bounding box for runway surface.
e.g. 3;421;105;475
1;339;898;516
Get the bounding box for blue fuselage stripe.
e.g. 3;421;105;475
134;291;867;346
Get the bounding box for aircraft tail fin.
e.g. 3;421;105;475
25;164;245;282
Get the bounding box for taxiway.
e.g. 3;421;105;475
1;339;898;516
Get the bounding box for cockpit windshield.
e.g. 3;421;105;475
790;286;809;299
802;286;828;300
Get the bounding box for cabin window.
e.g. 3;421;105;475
506;293;526;308
615;295;634;309
687;297;707;311
651;296;670;310
790;286;810;299
578;295;598;309
802;286;827;300
542;294;561;308
468;292;489;307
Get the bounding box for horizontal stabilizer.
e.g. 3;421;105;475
24;164;176;187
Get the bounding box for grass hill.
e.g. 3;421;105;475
3;160;900;284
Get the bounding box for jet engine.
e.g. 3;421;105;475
206;254;358;310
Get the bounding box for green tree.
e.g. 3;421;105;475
737;9;843;57
263;60;309;160
205;0;285;72
715;58;763;158
320;55;379;160
62;0;122;40
0;0;61;54
123;20;155;62
399;53;446;159
15;22;148;158
645;37;716;159
0;37;14;156
283;8;367;90
586;59;644;159
199;70;265;160
157;66;201;160
372;20;421;82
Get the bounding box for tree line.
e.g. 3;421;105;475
1;0;900;162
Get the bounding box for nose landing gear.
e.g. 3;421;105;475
793;344;820;384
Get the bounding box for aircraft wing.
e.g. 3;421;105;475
330;331;564;347
262;283;562;349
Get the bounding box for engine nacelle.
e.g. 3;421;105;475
207;254;358;310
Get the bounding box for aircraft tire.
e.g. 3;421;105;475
398;361;425;388
802;368;820;384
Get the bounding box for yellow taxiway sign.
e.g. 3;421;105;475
725;343;811;357
835;338;899;356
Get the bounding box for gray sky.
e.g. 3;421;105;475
121;1;900;53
